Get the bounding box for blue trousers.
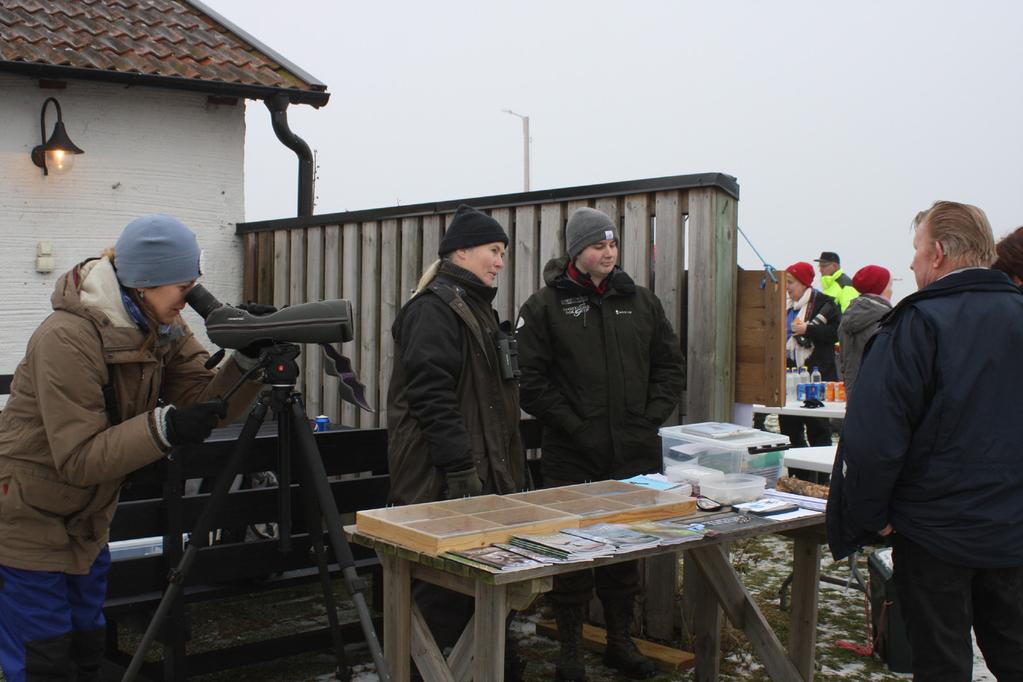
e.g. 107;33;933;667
0;547;109;682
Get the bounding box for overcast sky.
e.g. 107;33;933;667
202;0;1023;300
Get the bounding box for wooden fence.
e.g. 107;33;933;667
237;173;739;429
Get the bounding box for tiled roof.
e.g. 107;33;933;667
0;0;329;105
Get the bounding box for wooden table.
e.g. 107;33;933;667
347;511;826;681
753;401;846;419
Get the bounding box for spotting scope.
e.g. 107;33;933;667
185;284;354;348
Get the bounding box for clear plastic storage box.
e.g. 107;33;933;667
660;423;789;486
662;463;724;496
700;473;767;505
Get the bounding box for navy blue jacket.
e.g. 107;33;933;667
827;268;1023;566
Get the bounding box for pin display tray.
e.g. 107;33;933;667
356;481;696;554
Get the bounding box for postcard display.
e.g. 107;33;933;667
355;480;697;554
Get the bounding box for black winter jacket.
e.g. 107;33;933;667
386;263;525;505
827;268;1023;565
516;257;685;483
788;289;840;380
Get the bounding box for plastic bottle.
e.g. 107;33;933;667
785;368;796;402
796;366;808;401
810;366;821;384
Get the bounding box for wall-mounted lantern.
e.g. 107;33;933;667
31;97;84;176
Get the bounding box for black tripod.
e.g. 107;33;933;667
122;344;390;682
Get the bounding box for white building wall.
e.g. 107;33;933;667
0;73;247;373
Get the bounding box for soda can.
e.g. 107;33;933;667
837;382;846;402
826;382;836;401
796;383;806;401
314;415;330;432
804;383;817;400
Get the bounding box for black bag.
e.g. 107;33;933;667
867;548;914;673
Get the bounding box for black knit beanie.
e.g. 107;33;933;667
438;205;509;257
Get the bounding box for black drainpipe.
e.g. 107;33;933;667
265;93;314;217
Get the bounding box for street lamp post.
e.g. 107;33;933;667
501;109;530;191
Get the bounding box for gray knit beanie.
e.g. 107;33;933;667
114;214;202;287
565;207;618;260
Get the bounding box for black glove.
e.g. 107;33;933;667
443;465;483;500
165;400;227;446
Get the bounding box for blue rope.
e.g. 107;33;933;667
738;225;778;287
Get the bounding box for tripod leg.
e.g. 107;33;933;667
287;400;391;682
294;443;352;681
122;397;271;682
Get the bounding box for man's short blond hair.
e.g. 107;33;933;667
913;201;996;267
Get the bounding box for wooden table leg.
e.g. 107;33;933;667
473;581;508;681
689;544;804;682
447;615;475;682
788;531;821;681
411;602;456;682
645;552;679;640
382;553;412;682
686;549;722;681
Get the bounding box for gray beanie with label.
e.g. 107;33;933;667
114;214;202;288
565;207;618;260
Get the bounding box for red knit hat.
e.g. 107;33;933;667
852;265;891;296
786;262;814;287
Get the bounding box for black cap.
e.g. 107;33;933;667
438;205;509;257
814;251;840;264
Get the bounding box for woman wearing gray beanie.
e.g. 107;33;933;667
0;214;261;682
516;207;685;680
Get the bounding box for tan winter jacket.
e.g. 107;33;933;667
0;257;259;574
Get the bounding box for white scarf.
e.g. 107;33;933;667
786;287;813;369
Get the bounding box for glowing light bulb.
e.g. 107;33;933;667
46;149;76;174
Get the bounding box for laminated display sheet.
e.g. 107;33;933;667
355;481;697;554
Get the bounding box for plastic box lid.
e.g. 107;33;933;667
660;422;789;452
663;463;725;484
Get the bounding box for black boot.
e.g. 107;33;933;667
553;603;588;681
601;596;656;679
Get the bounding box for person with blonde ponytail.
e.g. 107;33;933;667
386;204;526;678
0;214;262;682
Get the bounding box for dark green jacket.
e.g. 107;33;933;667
516;257;685;483
386;263;525;505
